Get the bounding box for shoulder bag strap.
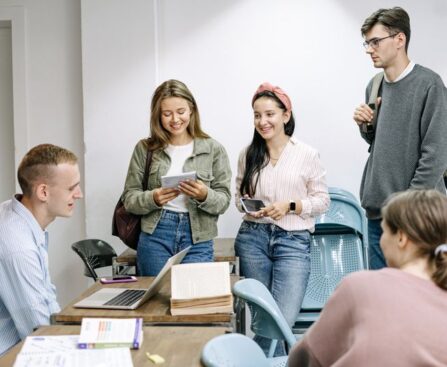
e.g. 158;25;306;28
142;139;153;191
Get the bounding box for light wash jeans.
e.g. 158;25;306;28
367;218;386;270
235;220;311;357
137;210;213;276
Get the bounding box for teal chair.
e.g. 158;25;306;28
202;333;269;367
232;279;296;360
295;188;368;330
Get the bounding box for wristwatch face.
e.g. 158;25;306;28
289;201;296;211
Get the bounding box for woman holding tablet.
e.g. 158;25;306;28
288;189;447;366
122;80;231;276
235;82;330;356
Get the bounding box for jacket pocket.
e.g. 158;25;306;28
196;170;214;187
148;162;161;189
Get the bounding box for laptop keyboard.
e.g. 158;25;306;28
104;289;146;306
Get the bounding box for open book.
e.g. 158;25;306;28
170;262;233;316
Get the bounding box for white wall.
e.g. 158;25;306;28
2;0;446;306
81;0;157;255
82;0;447;249
0;0;86;306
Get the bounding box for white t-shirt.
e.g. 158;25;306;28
163;142;194;213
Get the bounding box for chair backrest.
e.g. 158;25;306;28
299;188;368;315
201;333;270;367
71;239;117;281
300;233;365;311
328;187;357;201
232;279;296;350
316;188;367;240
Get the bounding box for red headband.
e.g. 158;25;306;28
252;82;292;112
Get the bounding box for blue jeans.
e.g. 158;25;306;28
235;221;311;357
368;218;386;270
137;210;214;276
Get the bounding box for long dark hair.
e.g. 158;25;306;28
239;91;295;197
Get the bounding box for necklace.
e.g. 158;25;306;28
269;138;289;162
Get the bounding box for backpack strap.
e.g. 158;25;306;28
368;71;384;108
363;72;384;145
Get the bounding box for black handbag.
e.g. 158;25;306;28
112;143;152;249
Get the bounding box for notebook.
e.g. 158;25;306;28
73;246;190;310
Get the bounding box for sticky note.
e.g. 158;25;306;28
146;352;165;364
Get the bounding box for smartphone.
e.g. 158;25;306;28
240;198;265;213
100;275;137;284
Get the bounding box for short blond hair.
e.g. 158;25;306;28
18;144;78;196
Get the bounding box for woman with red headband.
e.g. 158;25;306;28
235;82;330;356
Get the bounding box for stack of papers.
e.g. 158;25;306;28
78;318;143;349
170;262;233;316
13;335;133;367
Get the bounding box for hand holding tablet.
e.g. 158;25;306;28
161;171;197;188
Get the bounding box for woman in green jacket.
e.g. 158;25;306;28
122;80;232;276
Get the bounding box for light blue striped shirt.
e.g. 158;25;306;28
0;196;60;355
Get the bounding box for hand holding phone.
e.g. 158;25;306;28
100;275;137;284
240;198;265;213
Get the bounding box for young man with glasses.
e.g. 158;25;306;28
353;7;447;270
0;144;83;355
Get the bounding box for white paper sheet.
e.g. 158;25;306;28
14;336;133;367
161;171;196;188
20;335;79;354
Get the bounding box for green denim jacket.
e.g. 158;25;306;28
122;138;232;244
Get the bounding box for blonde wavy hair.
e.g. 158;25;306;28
147;79;209;151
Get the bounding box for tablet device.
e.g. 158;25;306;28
240;198;265;213
161;171;197;189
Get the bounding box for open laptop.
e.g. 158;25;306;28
74;246;191;310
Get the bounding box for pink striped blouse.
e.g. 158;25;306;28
235;137;330;232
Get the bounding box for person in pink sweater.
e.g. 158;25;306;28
288;189;447;367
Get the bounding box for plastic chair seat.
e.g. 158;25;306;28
301;233;365;310
295;187;368;331
201;333;270;367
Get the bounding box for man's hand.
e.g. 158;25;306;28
353;97;381;126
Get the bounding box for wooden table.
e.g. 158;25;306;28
114;238;238;275
0;325;229;367
53;276;245;333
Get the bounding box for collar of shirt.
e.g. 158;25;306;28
12;194;48;249
384;60;415;83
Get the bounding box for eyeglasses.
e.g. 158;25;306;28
363;34;397;50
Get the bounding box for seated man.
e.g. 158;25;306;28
0;144;83;355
